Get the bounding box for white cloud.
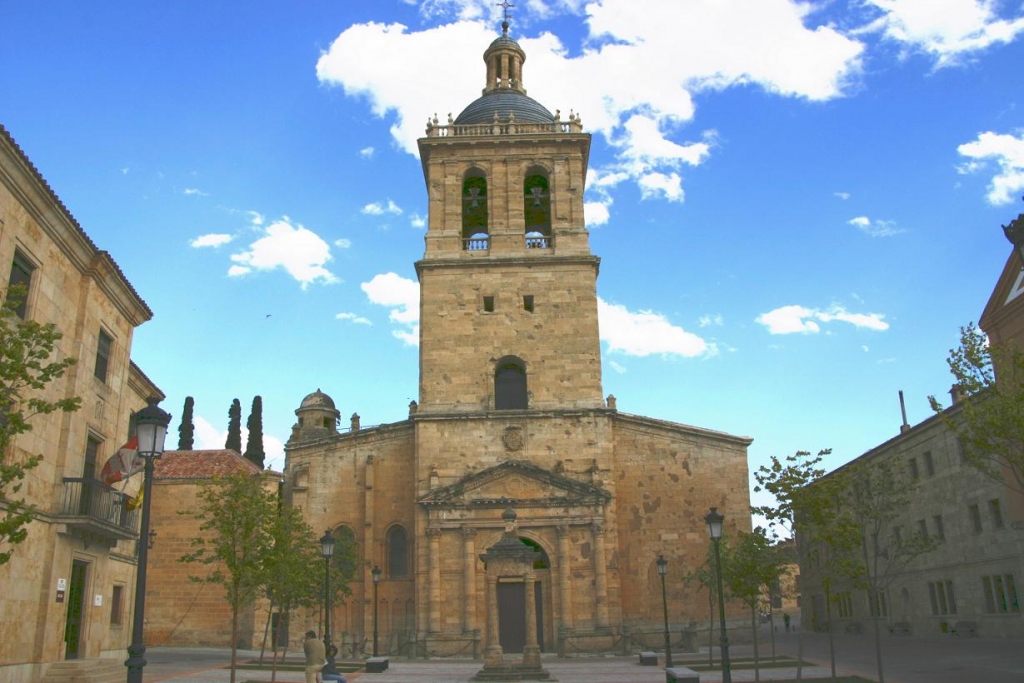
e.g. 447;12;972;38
861;0;1024;67
193;415;286;472
190;233;234;248
362;272;420;345
360;146;375;159
334;238;353;249
363;199;404;216
834;191;851;200
957;130;1024;205
699;314;724;328
183;188;209;197
316;4;863;208
598;297;714;358
757;304;890;335
584;200;611;226
229;217;339;289
848;215;904;237
608;360;627;374
410;213;426;229
336;312;372;325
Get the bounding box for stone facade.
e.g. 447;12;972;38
284;28;752;660
799;231;1024;639
0;126;161;682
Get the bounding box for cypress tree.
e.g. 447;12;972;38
225;398;242;452
243;395;265;469
178;396;195;450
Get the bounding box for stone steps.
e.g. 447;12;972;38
42;659;124;683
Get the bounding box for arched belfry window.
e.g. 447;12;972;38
524;170;551;249
495;356;528;410
387;525;410;579
462;170;489;250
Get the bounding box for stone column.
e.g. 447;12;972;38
428;527;442;634
462;527;477;634
484;573;503;667
593;522;609;628
523;569;540;668
557;525;572;632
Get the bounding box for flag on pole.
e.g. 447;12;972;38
99;436;142;486
126;488;144;511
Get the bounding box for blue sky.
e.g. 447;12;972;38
3;0;1024;514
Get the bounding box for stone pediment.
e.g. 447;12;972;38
419;459;610;510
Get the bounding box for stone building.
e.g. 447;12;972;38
0;125;162;682
284;25;752;659
144;449;280;649
799;210;1024;639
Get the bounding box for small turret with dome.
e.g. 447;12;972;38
291;388;340;440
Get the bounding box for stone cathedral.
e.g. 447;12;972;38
284;23;752;659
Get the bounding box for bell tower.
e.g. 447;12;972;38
416;20;602;415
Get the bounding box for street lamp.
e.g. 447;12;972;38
372;565;382;656
125;398;171;683
656;554;673;668
320;529;341;679
705;506;731;683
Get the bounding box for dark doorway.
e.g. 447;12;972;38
64;560;88;659
497;581;545;654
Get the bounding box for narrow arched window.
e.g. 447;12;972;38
387;525;410;578
333;525;359;579
495;356;528;410
462;171;489;250
523;170;551;248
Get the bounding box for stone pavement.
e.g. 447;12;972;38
141;630;1024;683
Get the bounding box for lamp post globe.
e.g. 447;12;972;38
125;398;171;683
372;565;382;657
656;554;673;668
705;507;731;683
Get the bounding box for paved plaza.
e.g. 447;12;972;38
139;629;1024;683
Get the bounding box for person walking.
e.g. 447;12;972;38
304;631;326;683
783;613;791;632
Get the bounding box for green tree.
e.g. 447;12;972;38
244;396;265;469
178;396;195;450
754;449;861;681
225;398;242;452
721;528;787;682
0;285;80;565
834;458;937;683
180;472;275;683
930;322;1024;492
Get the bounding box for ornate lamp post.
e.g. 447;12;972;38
656;554;673;668
320;530;337;673
125;398;171;683
372;565;382;656
705;506;731;683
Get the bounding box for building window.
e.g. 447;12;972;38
923;451;934;476
836;592;854;618
7;249;36;319
387;526;409;579
110;585;124;625
80;436;102;514
982;574;1020;613
969;504;982;533
483;296;495;313
462;171;489;250
494;356;528;410
892;526;903;545
523;295;534;313
990;499;1004;529
524;169;552;248
94;329;113;382
917;519;928;538
908;457;919;480
933;515;945;541
870;590;888;617
928;580;957;615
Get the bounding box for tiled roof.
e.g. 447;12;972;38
154;450;262;480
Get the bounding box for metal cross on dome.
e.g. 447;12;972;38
496;1;515;23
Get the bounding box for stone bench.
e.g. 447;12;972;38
639;651;658;666
365;656;390;673
665;666;700;682
952;621;978;637
889;621;910;636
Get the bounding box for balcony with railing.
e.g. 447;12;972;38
56;478;139;546
425;113;584;139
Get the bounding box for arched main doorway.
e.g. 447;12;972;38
497;537;551;653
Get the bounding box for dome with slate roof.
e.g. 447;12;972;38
453;20;555;126
300;388;336;410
